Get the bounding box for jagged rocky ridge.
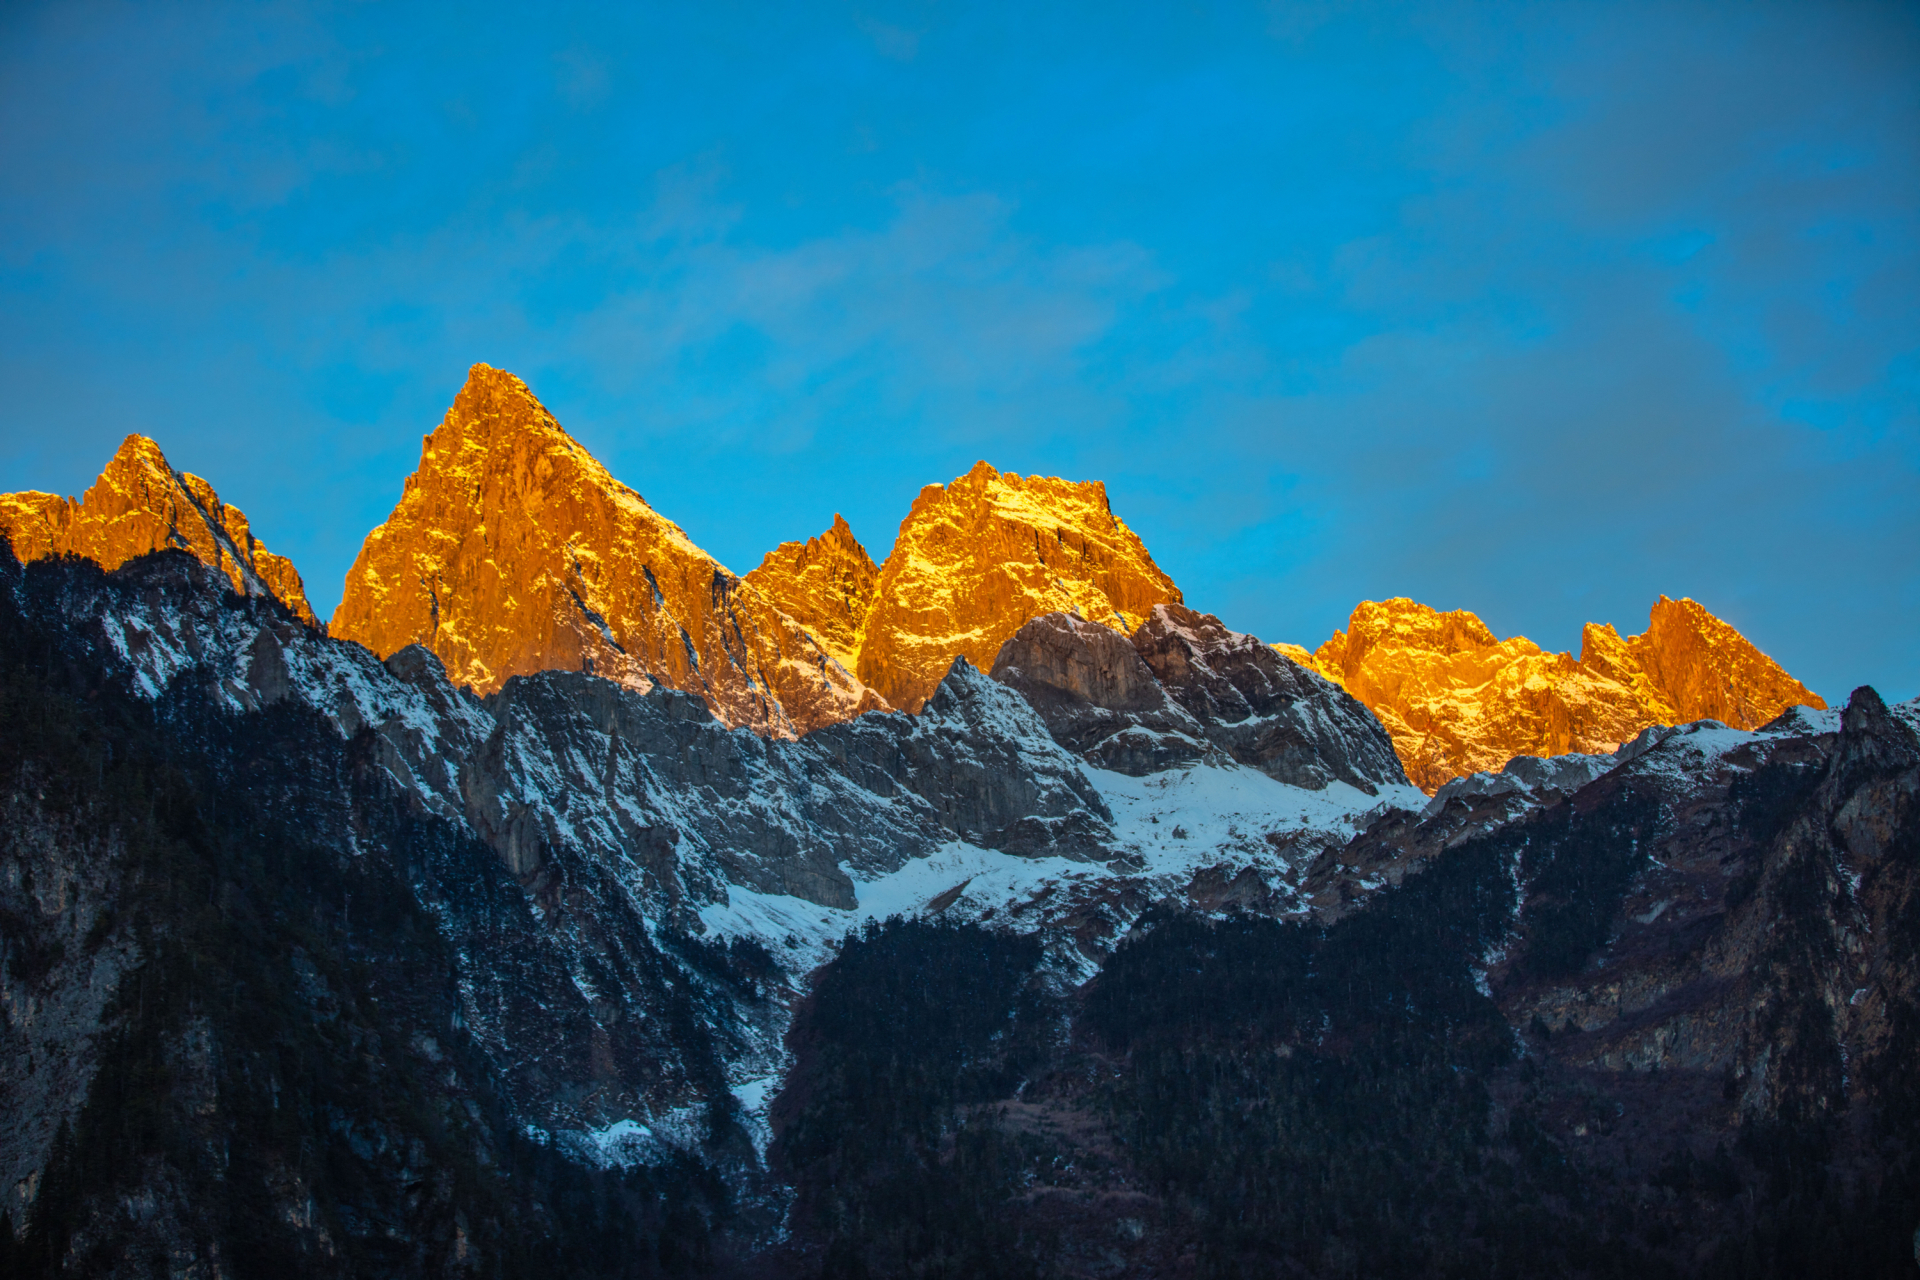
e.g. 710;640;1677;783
1288;595;1828;790
2;541;1916;1277
11;371;1829;796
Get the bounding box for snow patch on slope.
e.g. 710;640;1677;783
699;759;1423;972
1096;762;1420;872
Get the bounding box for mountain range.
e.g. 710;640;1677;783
1;363;1825;789
0;365;1911;1278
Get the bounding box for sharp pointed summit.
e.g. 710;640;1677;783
0;434;315;623
328;364;884;734
742;512;880;674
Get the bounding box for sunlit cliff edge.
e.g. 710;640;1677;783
742;513;879;674
0;434;316;624
1281;596;1828;791
328;364;883;736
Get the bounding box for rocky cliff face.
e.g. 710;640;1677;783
991;606;1408;793
854;461;1182;713
739;514;878;673
330;365;883;735
0;434;315;624
1296;596;1826;791
1587;593;1827;727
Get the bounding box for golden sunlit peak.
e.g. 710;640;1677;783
852;459;1180;713
0;433;315;624
1286;594;1826;791
331;364;885;733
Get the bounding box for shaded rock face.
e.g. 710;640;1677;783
740;513;878;673
0;768;140;1236
331;364;884;735
467;656;1118;925
0;545;759;1274
1489;693;1911;1104
988;607;1407;793
7;536;1919;1276
1298;595;1827;791
989;610;1210;776
867;657;1116;860
0;434;315;624
0;540;1126;1271
7;539;1118;922
855;461;1182;714
1129;604;1408;793
1411;719;1718;826
1283;691;1916;1140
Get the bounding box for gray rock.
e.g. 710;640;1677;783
993;605;1407;793
990;611;1212;775
1129;604;1407;794
467;656;1118;922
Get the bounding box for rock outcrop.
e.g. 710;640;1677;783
990;606;1409;793
0;434;315;623
1131;604;1408;792
467;655;1118;924
1293;596;1826;791
330;364;884;735
990;610;1213;777
741;513;878;673
855;461;1181;713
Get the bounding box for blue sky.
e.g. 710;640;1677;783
2;0;1915;702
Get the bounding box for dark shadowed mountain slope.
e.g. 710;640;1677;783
991;606;1408;793
0;552;741;1278
767;689;1920;1279
2;538;1915;1278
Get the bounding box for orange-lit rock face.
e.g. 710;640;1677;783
1599;595;1827;729
330;364;884;735
0;434;316;624
854;461;1183;713
1296;596;1826;791
741;514;878;673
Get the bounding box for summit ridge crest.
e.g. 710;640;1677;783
1290;595;1826;790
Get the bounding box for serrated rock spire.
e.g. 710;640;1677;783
742;513;879;673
